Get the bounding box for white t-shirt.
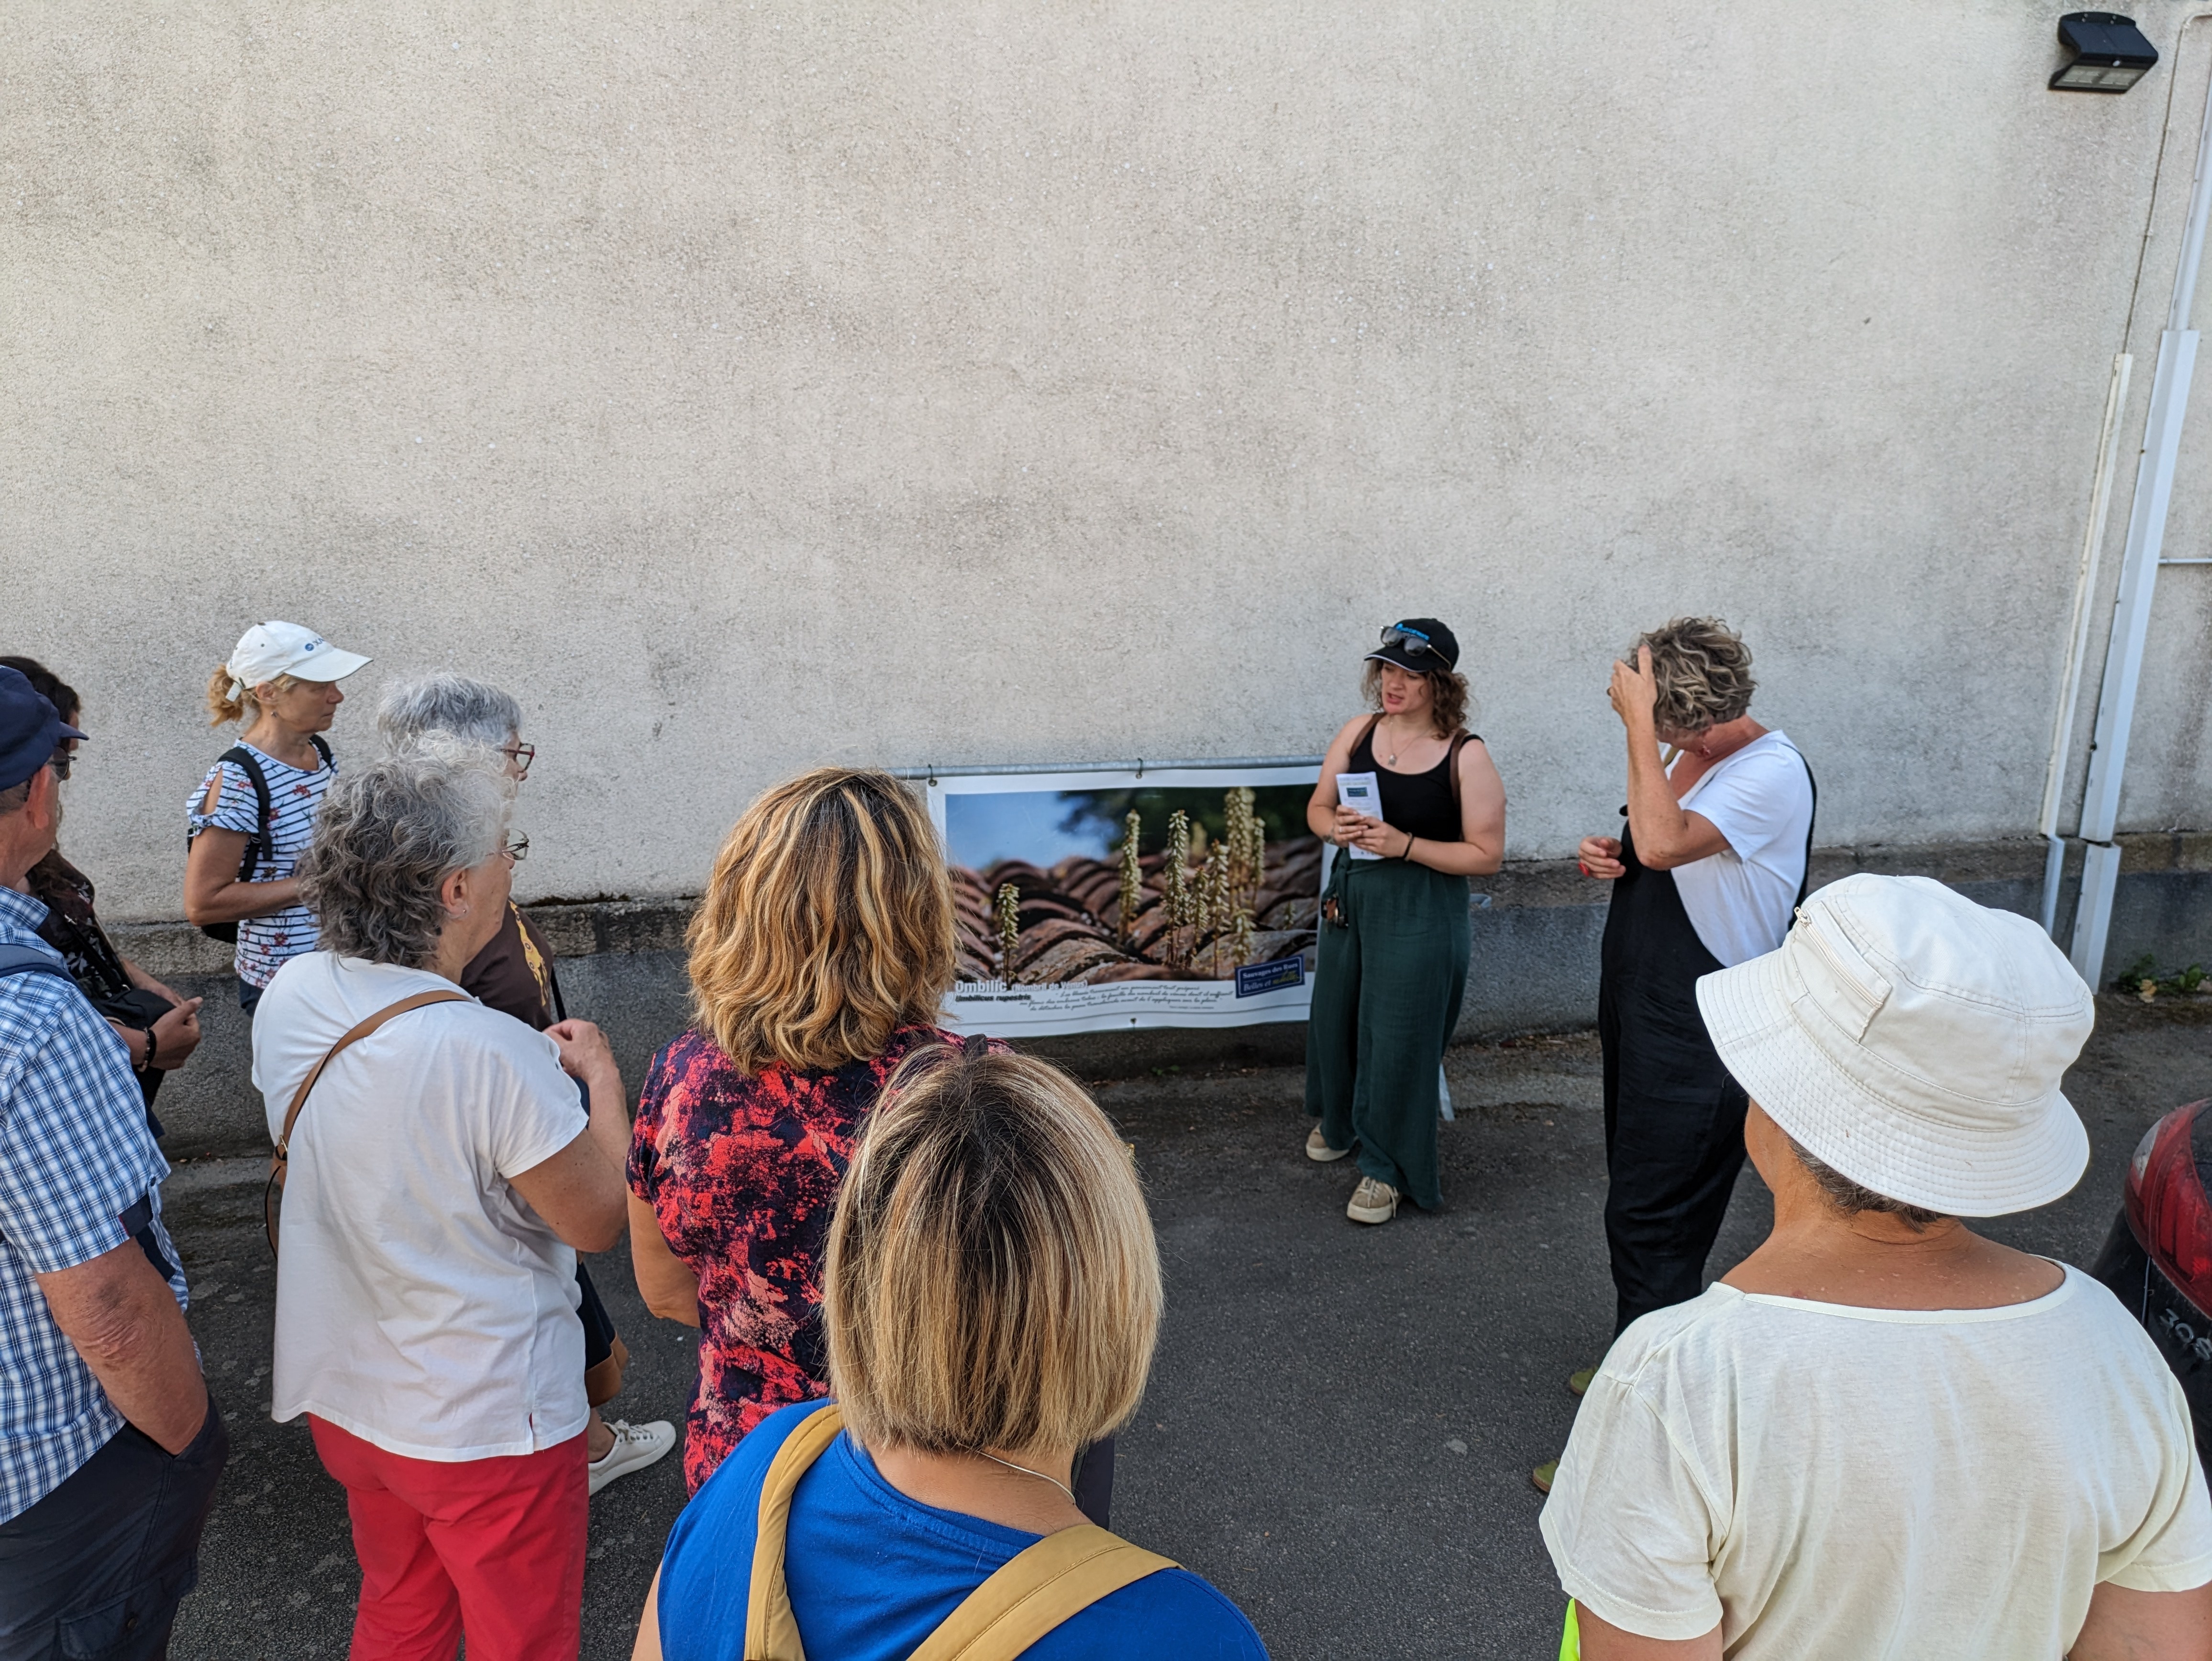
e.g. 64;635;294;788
1670;732;1812;967
1540;1269;2212;1657
253;952;590;1462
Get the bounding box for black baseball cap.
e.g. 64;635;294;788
0;667;86;793
1366;618;1460;674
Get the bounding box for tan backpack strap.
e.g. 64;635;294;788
273;989;470;1161
744;1402;845;1661
905;1524;1179;1661
1448;728;1470;822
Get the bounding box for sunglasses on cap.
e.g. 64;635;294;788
1380;623;1445;660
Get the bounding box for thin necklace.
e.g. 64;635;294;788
1382;715;1426;767
977;1450;1079;1506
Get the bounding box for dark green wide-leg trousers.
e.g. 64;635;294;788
1303;854;1470;1210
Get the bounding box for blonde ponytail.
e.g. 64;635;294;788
206;664;249;727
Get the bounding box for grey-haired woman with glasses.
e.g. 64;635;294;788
376;673;676;1496
1302;619;1506;1224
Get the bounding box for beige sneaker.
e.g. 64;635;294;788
1305;1126;1350;1163
1347;1175;1399;1224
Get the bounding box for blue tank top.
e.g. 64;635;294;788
656;1401;1270;1661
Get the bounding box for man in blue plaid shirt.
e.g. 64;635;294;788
0;666;227;1658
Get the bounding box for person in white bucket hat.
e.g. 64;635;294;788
1539;875;2212;1661
183;622;370;1013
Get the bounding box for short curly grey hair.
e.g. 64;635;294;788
1630;616;1757;736
377;673;523;751
300;750;512;968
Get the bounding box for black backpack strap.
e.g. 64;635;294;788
309;734;333;769
1793;752;1820;908
216;746;276;883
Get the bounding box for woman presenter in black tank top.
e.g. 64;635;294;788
1303;620;1507;1224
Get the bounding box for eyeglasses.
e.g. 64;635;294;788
1380;623;1442;659
501;832;529;864
46;750;72;782
502;742;535;778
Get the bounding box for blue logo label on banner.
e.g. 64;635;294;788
1234;955;1305;998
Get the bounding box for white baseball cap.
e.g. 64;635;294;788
1696;874;2095;1218
225;621;371;697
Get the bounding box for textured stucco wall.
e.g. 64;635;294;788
6;0;2207;921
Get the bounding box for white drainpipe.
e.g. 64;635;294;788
2038;351;2132;935
2070;55;2212;986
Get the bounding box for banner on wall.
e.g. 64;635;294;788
922;762;1326;1037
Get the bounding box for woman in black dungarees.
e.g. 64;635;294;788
1578;621;1813;1338
1303;619;1507;1225
1531;618;1814;1495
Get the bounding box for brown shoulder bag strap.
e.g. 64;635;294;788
1448;729;1470;822
264;988;470;1257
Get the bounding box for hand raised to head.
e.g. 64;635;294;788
1607;644;1659;730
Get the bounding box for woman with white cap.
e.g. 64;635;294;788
183;621;370;1012
1539;875;2212;1661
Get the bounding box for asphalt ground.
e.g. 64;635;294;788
160;994;2212;1660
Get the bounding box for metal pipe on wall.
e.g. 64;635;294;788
2039;351;2134;936
2070;46;2212;985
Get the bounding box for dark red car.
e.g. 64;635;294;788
2091;1098;2212;1459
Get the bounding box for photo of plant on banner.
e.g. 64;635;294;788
924;764;1324;1035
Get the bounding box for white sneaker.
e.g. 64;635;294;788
588;1418;677;1496
1347;1175;1400;1225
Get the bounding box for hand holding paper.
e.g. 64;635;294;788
1336;772;1385;861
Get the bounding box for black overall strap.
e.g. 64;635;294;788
1792;753;1820;909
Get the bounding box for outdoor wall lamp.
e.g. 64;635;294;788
2050;13;2158;92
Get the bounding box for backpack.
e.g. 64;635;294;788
190;736;332;944
741;1403;1176;1660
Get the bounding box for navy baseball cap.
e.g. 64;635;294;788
0;667;86;793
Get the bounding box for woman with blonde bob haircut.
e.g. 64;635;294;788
632;1044;1268;1661
626;769;975;1495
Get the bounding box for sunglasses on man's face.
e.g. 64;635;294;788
1380;624;1441;659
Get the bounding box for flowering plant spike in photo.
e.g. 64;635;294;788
995;882;1021;982
1117;811;1144;944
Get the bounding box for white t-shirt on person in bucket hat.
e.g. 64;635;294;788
1541;874;2212;1656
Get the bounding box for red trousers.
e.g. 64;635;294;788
309;1416;588;1661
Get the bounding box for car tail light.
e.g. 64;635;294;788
2124;1100;2212;1312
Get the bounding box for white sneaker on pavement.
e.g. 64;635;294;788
588;1418;677;1496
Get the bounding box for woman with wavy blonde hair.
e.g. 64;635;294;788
625;768;974;1494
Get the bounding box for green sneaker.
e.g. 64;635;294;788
1568;1367;1596;1398
1532;1460;1559;1495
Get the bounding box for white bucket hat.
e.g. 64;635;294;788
225;621;370;702
1695;874;2094;1218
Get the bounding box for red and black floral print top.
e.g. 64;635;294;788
627;1022;972;1494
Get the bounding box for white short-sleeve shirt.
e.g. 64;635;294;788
253;952;589;1462
1670;732;1813;967
1540;1269;2212;1657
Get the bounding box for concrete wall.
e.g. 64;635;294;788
6;0;2209;930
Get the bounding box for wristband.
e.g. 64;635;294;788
1400;833;1416;862
139;1025;159;1073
